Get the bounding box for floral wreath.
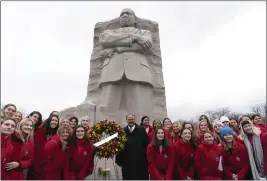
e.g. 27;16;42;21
87;120;127;159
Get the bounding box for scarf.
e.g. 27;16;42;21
243;134;264;180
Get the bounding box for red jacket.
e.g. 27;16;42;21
261;132;267;175
146;125;154;143
174;139;195;179
255;123;266;133
27;127;52;180
194;141;223;180
232;127;240;135
147;144;174;180
1;135;13;180
6;132;34;180
68;139;94;180
171;132;180;143
164;129;172;143
221;141;249;180
43;135;70;180
198;132;205;143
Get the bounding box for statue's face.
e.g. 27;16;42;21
120;9;135;27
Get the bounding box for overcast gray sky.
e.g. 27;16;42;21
1;1;266;120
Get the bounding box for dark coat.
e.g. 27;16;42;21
115;124;149;180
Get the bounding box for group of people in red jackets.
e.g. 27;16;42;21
1;103;94;180
1;102;267;180
142;115;267;180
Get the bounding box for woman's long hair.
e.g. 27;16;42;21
222;135;236;154
69;125;87;147
57;124;71;142
180;128;198;149
16;118;34;143
140;116;149;126
163;117;172;132
27;111;43;129
182;122;200;146
198;120;210;133
44;115;59;135
213;131;222;144
199;115;213;130
171;121;182;136
152;119;162;129
69;116;79;126
238;117;261;141
151;127;170;148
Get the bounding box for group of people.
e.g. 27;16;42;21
116;114;267;180
1;103;267;180
1;103;94;180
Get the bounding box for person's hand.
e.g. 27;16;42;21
131;34;152;49
232;174;238;180
5;161;20;171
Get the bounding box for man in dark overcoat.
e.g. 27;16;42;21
116;114;149;180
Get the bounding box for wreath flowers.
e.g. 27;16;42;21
87;120;127;159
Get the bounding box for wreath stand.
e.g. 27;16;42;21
91;156;121;180
90;132;122;180
86;120;126;180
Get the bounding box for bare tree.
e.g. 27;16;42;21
204;110;217;120
204;107;231;120
250;103;267;122
250;103;266;117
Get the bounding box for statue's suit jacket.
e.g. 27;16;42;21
99;27;153;87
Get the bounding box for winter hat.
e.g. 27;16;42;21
213;119;223;128
220;126;234;137
220;116;230;124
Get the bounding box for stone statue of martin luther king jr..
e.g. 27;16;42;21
98;8;154;119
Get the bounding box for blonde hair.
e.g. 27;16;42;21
199;120;210;132
57;125;70;138
238;118;261;141
59;118;70;126
172;121;182;130
16;118;34;143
